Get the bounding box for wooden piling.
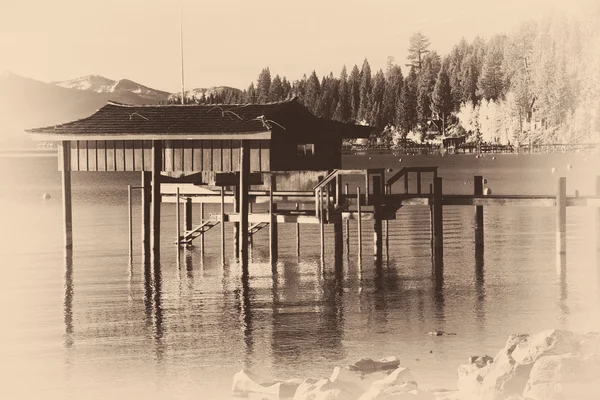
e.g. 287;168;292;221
239;141;250;267
319;188;325;264
474;175;484;253
429;183;434;250
233;186;240;257
184;197;192;233
556;176;566;254
269;175;278;265
199;202;204;255
151;140;162;264
142;171;151;260
176;187;181;249
385;184;390;257
334;215;343;267
220;186;225;264
295;203;300;256
357;187;362;262
433;177;443;263
128;184;133;261
344;184;350;253
372;175;383;261
61;141;73;249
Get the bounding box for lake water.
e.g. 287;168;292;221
1;153;599;400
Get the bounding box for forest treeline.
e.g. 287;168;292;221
177;6;600;145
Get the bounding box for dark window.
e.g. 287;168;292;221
297;143;315;156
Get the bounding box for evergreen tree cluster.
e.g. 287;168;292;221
176;3;600;145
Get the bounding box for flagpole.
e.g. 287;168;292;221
179;0;185;105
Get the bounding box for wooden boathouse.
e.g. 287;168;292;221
27;98;375;267
27;98;600;274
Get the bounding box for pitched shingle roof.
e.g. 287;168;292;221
26;98;373;139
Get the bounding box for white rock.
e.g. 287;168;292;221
360;386;435;400
523;353;600;400
457;329;583;400
330;367;369;396
232;369;300;399
369;367;416;393
579;332;600;354
293;378;357;400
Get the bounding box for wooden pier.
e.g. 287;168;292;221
25;99;600;277
154;167;600;272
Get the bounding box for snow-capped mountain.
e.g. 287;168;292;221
53;74;117;93
53;75;171;102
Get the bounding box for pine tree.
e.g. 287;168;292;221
358;58;372;121
370;69;386;127
406;31;431;71
447;38;469;111
416;52;441;132
477;35;506;101
269;74;285;102
334;65;351;122
305;70;321;114
383;65;403;126
317;74;336;118
348;65;361;121
281;77;292;99
432;63;453;133
256;67;271;103
397;67;418;135
246;82;257;103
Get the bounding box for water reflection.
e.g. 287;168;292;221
63;249;74;349
240;269;254;368
432;258;445;324
270;261;345;365
474;246;486;330
557;253;569;325
152;260;165;363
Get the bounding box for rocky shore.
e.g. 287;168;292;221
231;329;600;400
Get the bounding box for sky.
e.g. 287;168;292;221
0;0;594;93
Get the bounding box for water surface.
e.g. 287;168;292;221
1;153;599;400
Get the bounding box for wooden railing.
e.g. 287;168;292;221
386;166;438;195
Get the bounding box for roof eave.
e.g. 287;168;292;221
27;131;272;141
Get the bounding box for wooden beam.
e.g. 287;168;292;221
61;141;73;249
270;175;278;265
433;177;443;265
176;187;181;250
357;187;362;263
151;140;162;264
142;172;151;261
295;203;300;256
557;177;566;254
373;175;383;262
128;184;133;261
221;187;226;264
474;176;484;253
185;197;193;232
239;141;250;267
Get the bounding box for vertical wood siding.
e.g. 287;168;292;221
66;139;270;172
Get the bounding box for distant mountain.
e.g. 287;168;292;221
53;75;171;103
0;72;109;147
0;72;241;148
168;86;242;103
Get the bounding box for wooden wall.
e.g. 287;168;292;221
61;139;270;172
